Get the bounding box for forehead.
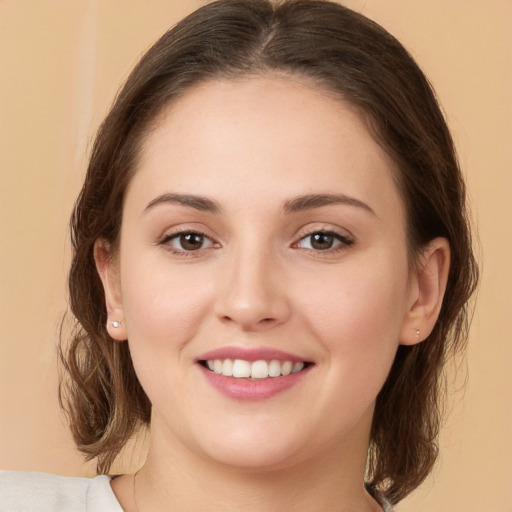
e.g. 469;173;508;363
128;75;403;221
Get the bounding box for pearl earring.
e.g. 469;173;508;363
111;321;122;328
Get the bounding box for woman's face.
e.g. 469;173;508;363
104;76;421;470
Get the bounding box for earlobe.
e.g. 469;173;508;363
94;239;128;342
400;237;451;346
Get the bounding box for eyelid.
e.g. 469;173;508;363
292;225;355;252
156;222;219;244
158;227;221;256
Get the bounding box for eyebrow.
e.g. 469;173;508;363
283;193;376;215
144;193;221;213
143;192;375;216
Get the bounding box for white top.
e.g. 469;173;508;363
0;471;123;512
0;471;394;511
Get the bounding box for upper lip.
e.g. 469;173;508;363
196;346;312;364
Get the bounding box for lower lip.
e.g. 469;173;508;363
199;365;311;401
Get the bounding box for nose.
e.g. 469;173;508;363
214;244;291;332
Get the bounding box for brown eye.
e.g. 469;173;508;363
166;231;214;252
179;233;205;250
296;231;352;251
310;232;335;250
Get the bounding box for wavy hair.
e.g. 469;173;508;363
59;0;478;504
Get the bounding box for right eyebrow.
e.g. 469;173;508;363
283;193;376;216
143;193;222;214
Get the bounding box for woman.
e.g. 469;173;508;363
0;0;477;510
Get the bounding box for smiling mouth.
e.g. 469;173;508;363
200;359;313;380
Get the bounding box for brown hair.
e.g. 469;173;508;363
60;0;478;504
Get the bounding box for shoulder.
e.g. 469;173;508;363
0;471;122;512
0;471;90;511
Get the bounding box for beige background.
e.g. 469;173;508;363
0;1;511;510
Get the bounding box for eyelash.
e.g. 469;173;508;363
293;230;354;254
159;228;354;257
159;230;219;257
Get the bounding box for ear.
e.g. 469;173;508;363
94;239;128;341
400;237;450;346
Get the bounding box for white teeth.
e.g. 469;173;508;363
251;360;269;379
213;359;223;374
221;359;233;376
281;361;293;376
292;362;304;373
232;359;251;378
268;359;281;377
205;358;307;379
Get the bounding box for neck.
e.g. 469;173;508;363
128;427;382;512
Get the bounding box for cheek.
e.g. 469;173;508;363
298;252;410;379
118;257;217;414
119;253;215;354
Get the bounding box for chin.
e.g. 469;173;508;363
204;444;302;473
193;419;313;473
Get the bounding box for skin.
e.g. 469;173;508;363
96;75;450;512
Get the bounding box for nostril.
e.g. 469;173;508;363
219;314;280;330
261;317;276;324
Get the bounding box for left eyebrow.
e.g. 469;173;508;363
283;193;376;216
144;193;221;214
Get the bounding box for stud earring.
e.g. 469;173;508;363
111;321;122;328
415;328;420;337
